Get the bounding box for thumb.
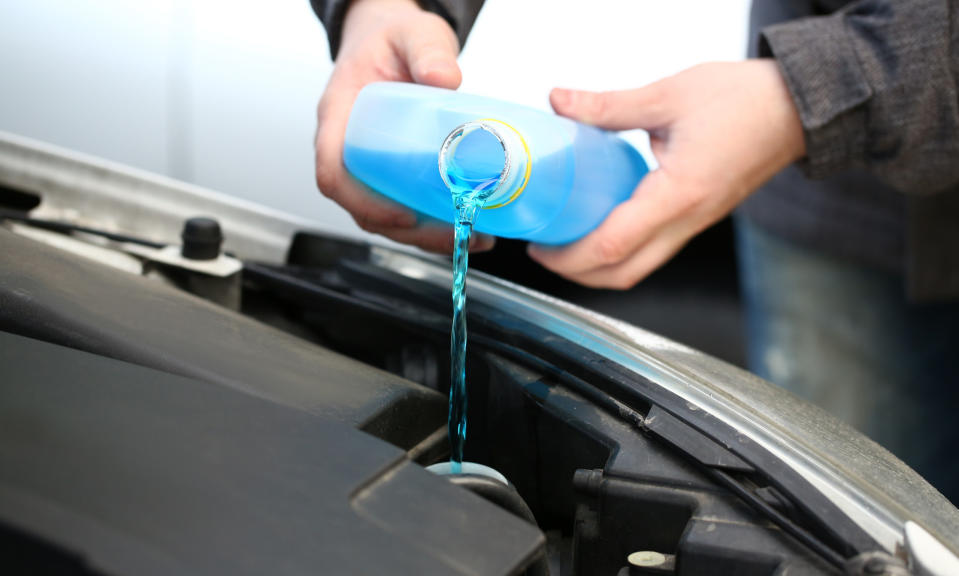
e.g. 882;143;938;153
397;22;462;89
550;82;672;131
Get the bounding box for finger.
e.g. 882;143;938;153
394;15;462;89
550;82;673;131
527;170;679;275
558;227;690;290
315;75;417;228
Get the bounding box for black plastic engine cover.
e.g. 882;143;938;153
0;331;545;575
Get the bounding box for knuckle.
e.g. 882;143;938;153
595;234;628;265
352;204;379;232
353;215;376;233
371;53;403;81
671;188;701;215
315;164;339;197
585;92;609;123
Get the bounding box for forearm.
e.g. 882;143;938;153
761;0;959;195
310;0;485;59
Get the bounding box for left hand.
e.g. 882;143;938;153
313;0;495;254
527;60;806;289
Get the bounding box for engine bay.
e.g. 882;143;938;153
0;208;890;574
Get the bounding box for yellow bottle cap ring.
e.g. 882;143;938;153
479;118;531;209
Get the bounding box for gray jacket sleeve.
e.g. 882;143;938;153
760;0;959;195
310;0;485;60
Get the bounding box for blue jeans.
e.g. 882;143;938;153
735;217;959;504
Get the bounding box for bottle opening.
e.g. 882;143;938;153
439;122;509;207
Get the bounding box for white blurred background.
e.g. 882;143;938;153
0;0;750;240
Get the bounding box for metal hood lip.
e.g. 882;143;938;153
2;129;957;561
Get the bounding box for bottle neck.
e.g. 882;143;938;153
439;120;530;210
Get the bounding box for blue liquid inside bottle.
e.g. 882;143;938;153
343;82;649;245
445;128;503;195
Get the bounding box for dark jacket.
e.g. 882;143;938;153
744;0;959;301
313;0;959;300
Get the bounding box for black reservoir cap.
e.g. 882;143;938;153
181;217;223;260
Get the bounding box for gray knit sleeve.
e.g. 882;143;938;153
760;0;959;195
310;0;485;59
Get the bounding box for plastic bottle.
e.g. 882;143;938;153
343;82;649;244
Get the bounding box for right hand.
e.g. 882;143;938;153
314;0;495;253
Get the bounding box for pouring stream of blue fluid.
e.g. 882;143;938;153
444;127;503;473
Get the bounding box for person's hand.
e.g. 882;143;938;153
527;60;805;289
314;0;495;253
